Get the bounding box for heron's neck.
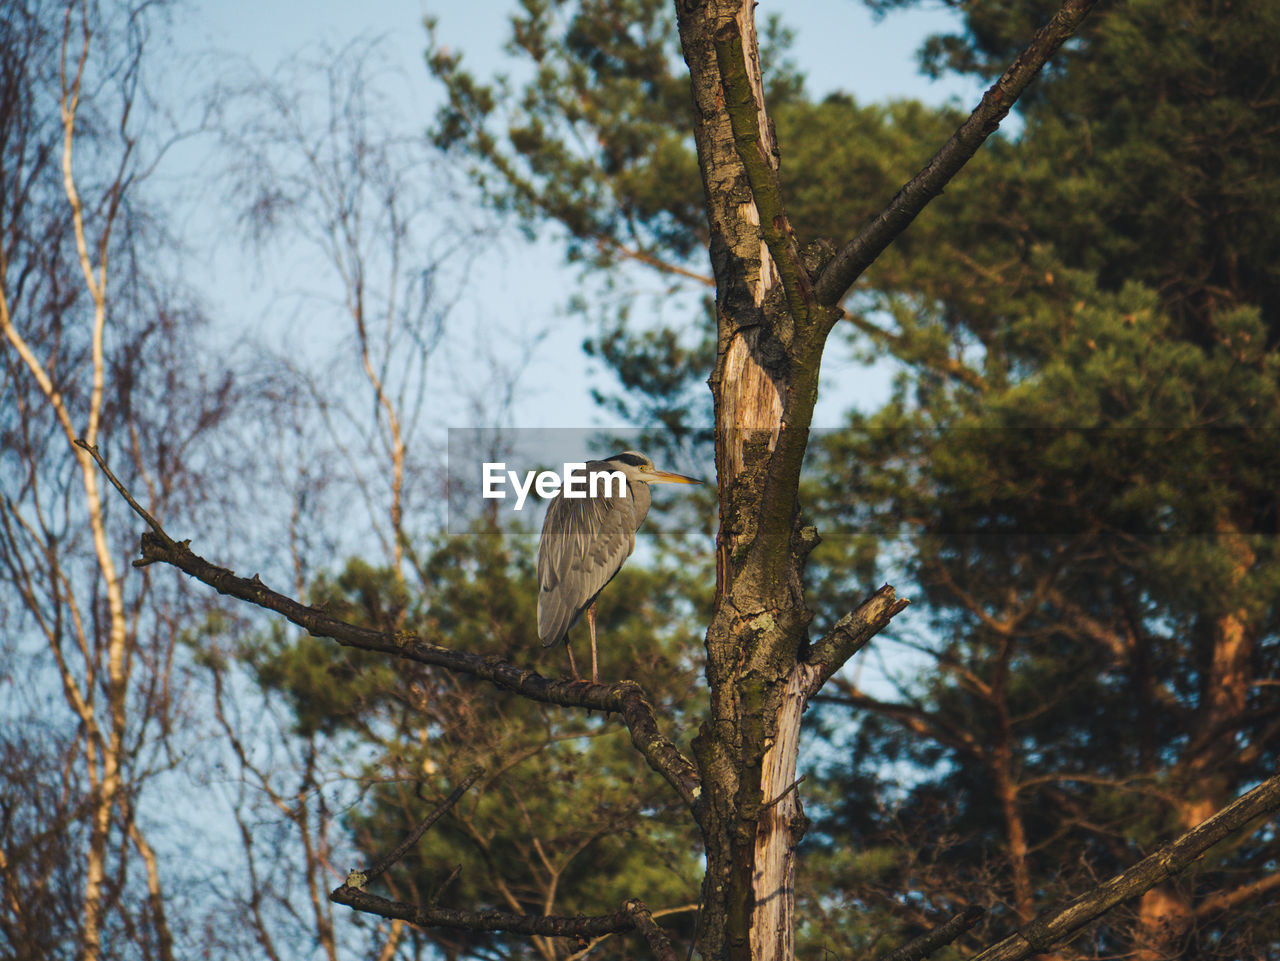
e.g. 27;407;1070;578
631;480;652;526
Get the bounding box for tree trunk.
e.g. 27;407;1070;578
1136;529;1256;960
674;4;838;960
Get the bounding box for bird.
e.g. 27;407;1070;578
537;451;703;683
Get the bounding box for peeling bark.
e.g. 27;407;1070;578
751;664;817;961
676;5;812;960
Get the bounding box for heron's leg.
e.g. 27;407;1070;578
565;638;580;680
587;602;599;684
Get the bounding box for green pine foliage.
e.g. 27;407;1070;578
799;2;1280;955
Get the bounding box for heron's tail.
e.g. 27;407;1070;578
538;600;578;648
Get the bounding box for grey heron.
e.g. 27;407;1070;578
537;451;703;683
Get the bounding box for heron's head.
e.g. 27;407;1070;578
604;451;704;486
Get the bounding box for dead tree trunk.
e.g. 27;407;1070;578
673;5;889;960
674;2;1100;959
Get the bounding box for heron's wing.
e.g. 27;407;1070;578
537;486;637;646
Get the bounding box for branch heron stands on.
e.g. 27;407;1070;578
537;451;703;682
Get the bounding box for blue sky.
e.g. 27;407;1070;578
170;0;980;431
182;1;976;105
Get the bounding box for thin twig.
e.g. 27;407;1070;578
597;237;714;287
74;439;170;542
430;864;463;905
873;906;986;961
358;768;484;887
762;775;805;810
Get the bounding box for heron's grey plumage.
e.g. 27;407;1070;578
537;459;650;647
536;451;701;681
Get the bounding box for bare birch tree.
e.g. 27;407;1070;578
0;2;234;958
217;38;487;579
185;39;513;961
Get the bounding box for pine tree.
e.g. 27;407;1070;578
801;2;1280;956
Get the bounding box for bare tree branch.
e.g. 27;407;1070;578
804;586;909;697
329;886;640;940
76;441;704;815
813;0;1101;305
970;773;1280;961
625;899;681;961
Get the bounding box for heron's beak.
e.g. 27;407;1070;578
647;468;705;485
